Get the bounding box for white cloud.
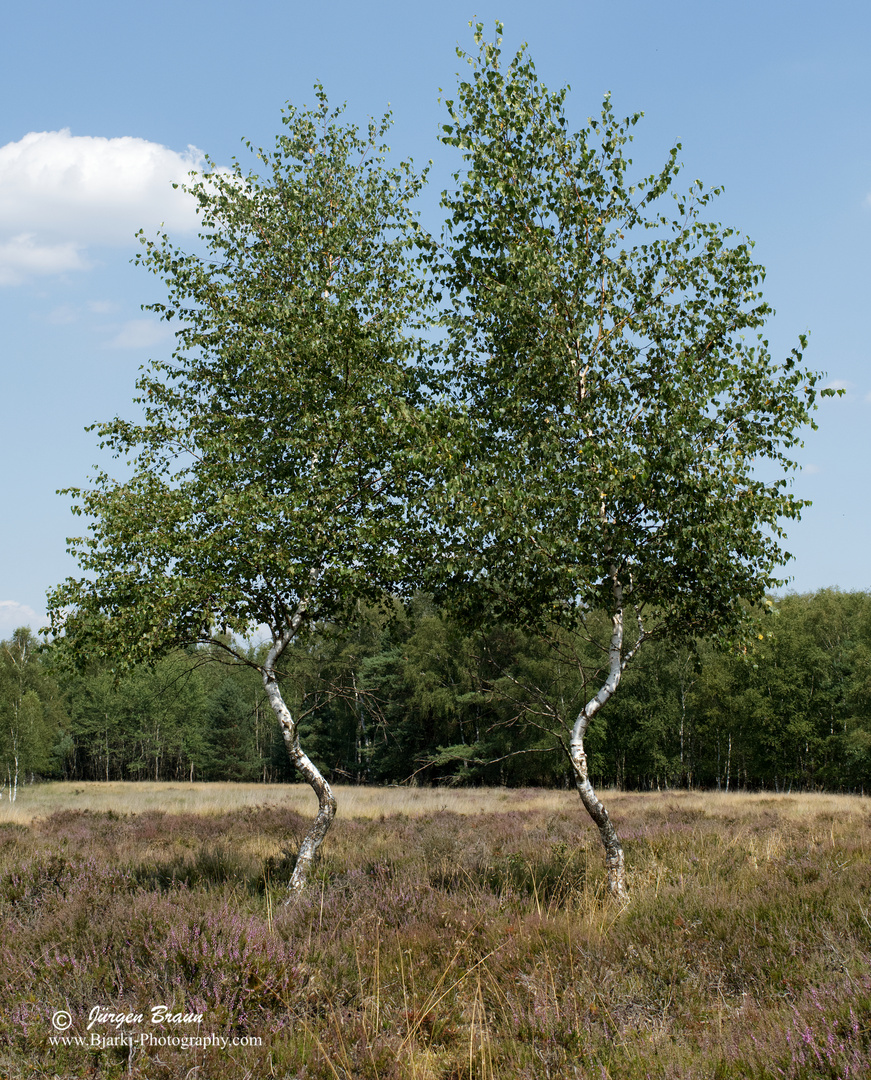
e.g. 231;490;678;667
0;601;41;639
0;129;208;284
105;318;173;349
47;303;80;324
88;299;117;314
0;233;87;285
45;298;120;325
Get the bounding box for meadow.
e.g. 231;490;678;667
1;782;869;1078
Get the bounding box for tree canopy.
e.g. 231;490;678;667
48;91;431;661
432;25;831;634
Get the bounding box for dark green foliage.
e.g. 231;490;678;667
0;629;67;789
12;588;871;791
27;30;855;804
203;678;259;782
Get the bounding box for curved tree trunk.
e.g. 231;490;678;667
261;575;336;896
262;668;336;895
569;568;641;902
570;736;626;900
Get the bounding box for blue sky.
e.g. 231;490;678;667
1;0;869;638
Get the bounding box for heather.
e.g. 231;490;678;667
2;786;870;1078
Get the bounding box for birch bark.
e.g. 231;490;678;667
260;572;336;896
568;571;641;901
263;668;336;895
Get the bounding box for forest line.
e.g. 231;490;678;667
2;587;869;798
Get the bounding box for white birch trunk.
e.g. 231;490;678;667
569;570;641;901
261;574;337;897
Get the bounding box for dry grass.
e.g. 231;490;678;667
0;780;576;824
2;779;866;825
1;783;870;1078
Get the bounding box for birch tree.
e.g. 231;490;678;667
46;91;432;892
431;25;837;898
0;629;65;794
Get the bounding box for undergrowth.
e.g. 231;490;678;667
0;790;869;1078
